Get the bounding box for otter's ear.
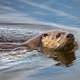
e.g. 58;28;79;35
22;34;42;49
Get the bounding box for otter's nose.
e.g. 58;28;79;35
66;34;74;39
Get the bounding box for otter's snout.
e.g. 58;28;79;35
66;34;74;38
66;33;74;40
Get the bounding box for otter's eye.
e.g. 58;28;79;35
43;34;48;37
56;33;61;38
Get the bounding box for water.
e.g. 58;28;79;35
0;25;80;80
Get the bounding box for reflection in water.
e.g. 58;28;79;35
43;46;76;67
50;51;76;67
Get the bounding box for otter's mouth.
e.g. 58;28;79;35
53;42;75;52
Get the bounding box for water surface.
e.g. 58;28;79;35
0;25;80;80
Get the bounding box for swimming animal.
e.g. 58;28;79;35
0;30;78;66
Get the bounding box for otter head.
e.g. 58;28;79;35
41;31;77;66
41;31;76;52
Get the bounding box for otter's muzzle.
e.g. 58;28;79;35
66;33;74;41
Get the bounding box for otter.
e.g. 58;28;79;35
0;31;78;66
